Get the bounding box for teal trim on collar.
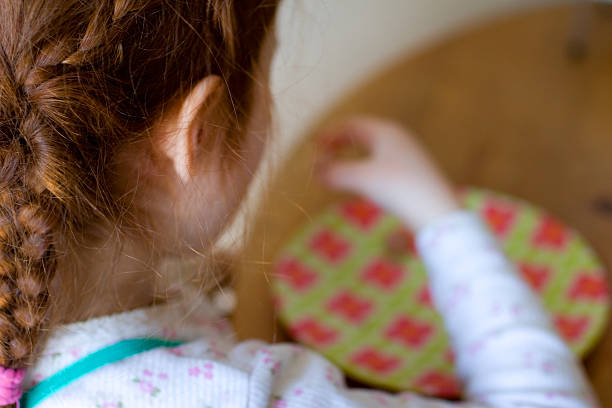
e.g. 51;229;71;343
21;338;185;408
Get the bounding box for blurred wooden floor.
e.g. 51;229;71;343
234;4;612;404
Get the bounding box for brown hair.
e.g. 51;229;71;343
0;0;277;395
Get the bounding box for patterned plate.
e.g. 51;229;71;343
271;187;610;398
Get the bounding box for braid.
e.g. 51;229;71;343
0;193;58;367
0;45;69;372
0;6;122;397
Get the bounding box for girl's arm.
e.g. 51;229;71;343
291;116;597;407
414;209;596;407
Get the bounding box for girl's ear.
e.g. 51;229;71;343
161;75;223;182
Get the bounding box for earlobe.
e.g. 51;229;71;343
163;75;223;182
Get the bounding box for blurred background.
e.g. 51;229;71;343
216;0;612;404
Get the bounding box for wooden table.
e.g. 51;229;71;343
234;4;612;404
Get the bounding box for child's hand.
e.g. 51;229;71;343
316;116;460;231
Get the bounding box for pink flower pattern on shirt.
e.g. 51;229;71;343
97;402;123;408
272;396;287;408
132;378;159;397
132;369;167;397
188;362;214;380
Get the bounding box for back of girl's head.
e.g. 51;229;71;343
0;0;277;390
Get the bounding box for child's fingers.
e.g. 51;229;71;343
318;160;372;194
314;119;377;185
317;118;378;154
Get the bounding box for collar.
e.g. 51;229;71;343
25;296;234;389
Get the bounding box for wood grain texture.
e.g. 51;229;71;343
234;4;612;403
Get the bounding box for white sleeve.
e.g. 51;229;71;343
231;211;598;408
415;211;598;407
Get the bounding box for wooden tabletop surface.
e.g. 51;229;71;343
234;4;612;404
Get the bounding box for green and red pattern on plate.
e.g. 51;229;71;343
271;187;610;398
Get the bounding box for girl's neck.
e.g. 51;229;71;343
52;233;160;325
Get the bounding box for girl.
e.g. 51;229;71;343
0;1;598;407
